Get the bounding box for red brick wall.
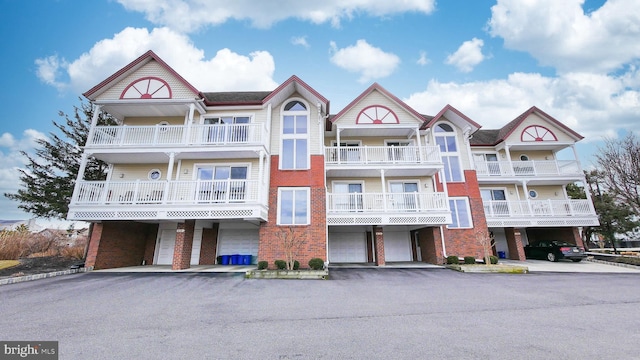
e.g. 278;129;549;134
417;227;444;264
172;220;195;270
199;224;219;265
505;227;526;260
439;170;488;259
258;155;327;269
86;221;158;270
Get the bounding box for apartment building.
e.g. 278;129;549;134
68;50;598;270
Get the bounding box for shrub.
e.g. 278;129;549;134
446;255;459;265
293;260;300;270
274;259;287;270
489;255;499;264
308;258;324;270
464;256;476;264
257;261;268;270
60;245;85;260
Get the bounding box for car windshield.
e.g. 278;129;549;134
551;241;574;246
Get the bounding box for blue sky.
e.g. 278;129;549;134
1;0;639;222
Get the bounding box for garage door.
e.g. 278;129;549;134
384;231;412;262
217;229;259;256
156;229;176;265
329;232;367;263
190;230;202;265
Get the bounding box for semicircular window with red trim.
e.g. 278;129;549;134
120;76;172;99
521;125;557;142
356;105;399;124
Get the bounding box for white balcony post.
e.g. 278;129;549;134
86;104;101;147
522;181;533;215
164;152;175;204
336;128;342;164
185;103;195;145
380;169;387;212
504;145;513;175
258;150;266;204
71;152;89;203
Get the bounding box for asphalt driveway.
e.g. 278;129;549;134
1;269;638;359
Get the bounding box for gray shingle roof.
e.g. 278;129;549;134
201;91;272;105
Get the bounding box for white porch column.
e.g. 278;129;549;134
86;104;101;147
522;180;533;214
380;169;387;212
336;128;342;163
258;150;266;204
166;152;175;180
414;127;422;161
184;103;195;144
71;152;90;203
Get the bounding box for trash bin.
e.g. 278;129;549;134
231;254;241;265
242;255;251;265
498;251;506;259
220;255;230;265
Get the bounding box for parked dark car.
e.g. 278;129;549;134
524;240;586;262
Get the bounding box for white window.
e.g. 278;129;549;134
528;189;538;199
195;165;248;202
435;123;463;182
278;188;310;225
148;169;162;180
449;197;472;228
281;100;309;169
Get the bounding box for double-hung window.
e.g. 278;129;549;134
449;197;472;228
435;123;463;182
281;100;309;169
278;188;310;225
204;116;250;143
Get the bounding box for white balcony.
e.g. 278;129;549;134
85;123;267;161
325;145;442;177
475;160;582;184
483;199;599;227
327;192;452;226
68;179;268;221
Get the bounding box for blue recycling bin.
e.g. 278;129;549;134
220;255;230;265
242;255;251;265
498;251;506;259
231;254;241;265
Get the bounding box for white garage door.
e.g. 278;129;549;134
217;229;259;256
329;232;367;263
156;229;176;265
190;230;202;265
384;231;412;262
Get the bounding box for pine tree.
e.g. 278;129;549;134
4;100;115;219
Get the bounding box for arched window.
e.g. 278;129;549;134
280;99;309;169
434;123;463;182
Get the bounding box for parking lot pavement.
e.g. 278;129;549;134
1;269;639;359
500;259;640;273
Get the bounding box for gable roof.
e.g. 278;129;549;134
424;104;482;133
83;50;201;100
262;75;329;114
331;83;427;125
470;106;584;146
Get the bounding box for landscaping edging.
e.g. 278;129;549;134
0;267;93;286
246;269;329;280
447;264;529;274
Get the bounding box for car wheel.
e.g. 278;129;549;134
547;252;557;262
572;259;582;262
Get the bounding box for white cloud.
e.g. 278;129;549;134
329;40;400;83
291;36;310;48
117;0;436;32
445;38;485;73
417;51;430;66
404;70;640;142
36;27;279;94
34;55;68;90
488;0;640;73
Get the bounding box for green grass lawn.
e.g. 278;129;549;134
0;260;20;270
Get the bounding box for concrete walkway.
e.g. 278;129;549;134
500;259;640;273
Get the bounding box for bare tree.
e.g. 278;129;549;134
594;133;640;215
276;226;306;270
476;229;495;265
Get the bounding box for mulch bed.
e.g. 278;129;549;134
0;256;84;279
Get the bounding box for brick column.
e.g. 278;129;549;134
172;220;195;270
572;227;585;249
374;226;385;266
85;222;103;268
506;227;526;260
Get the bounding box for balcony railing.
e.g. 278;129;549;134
72;179;261;205
475;160;581;177
327;192;448;213
87;123;266;147
325;145;441;165
482;199;595;218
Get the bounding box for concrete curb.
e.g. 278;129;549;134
0;267;93;286
586;258;640;270
447;264;529;274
